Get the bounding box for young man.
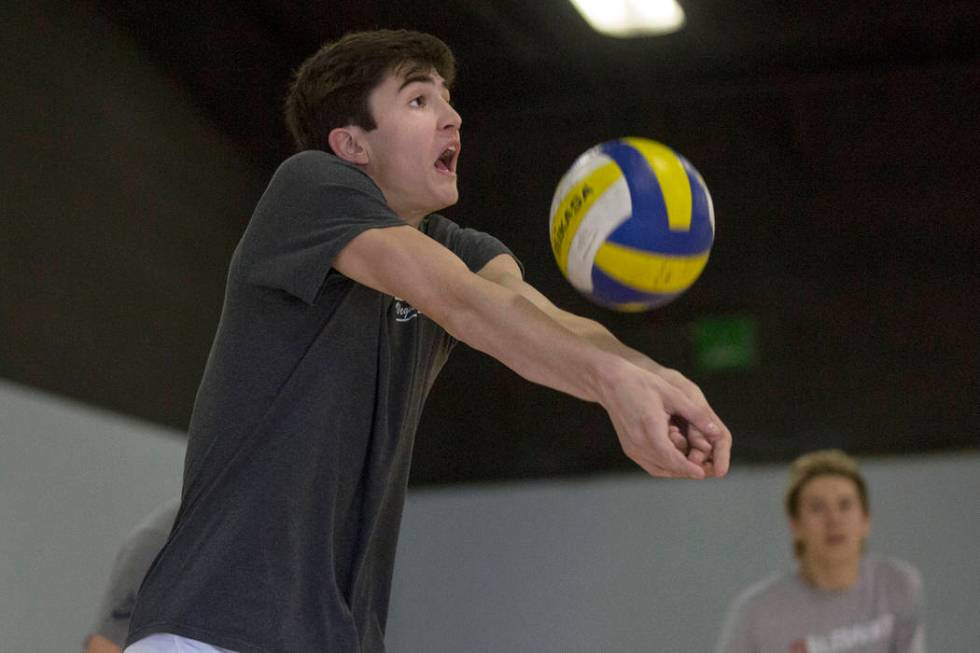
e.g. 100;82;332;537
83;499;180;653
715;450;925;653
125;30;732;653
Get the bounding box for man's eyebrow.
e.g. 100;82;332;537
398;74;450;96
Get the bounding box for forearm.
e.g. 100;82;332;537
435;275;627;403
566;315;662;372
475;257;664;375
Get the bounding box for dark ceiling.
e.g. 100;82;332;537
4;0;979;484
99;0;980;167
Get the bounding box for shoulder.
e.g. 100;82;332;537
140;497;180;534
423;214;521;273
867;556;924;599
272;150;382;196
423;213;467;241
276;149;352;177
717;571;795;650
118;499;179;560
727;570;795;619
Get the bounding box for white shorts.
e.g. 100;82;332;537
124;633;239;653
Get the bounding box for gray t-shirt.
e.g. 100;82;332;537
716;557;925;653
126;151;518;653
86;499;179;648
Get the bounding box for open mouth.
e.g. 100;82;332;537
434;144;458;174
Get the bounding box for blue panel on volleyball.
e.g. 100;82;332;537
599;141;712;256
590;265;677;308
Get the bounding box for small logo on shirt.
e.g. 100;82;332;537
393;297;419;322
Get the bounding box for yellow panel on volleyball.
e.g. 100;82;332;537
594;243;709;294
549;161;622;274
611;301;661;313
623;137;692;232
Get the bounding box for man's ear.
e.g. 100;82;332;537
328;127;369;165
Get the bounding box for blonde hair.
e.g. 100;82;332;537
785;449;869;556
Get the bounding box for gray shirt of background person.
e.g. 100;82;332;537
715;556;925;653
84;498;180;650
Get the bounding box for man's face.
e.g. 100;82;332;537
357;67;461;224
791;474;870;566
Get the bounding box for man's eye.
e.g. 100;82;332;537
409;96;426;108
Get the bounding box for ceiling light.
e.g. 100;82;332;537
568;0;686;37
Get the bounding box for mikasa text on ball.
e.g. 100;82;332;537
549;137;715;311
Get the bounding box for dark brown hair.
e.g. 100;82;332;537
284;29;456;152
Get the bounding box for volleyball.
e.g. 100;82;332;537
549;137;715;311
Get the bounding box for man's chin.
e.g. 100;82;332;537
432;190;459;212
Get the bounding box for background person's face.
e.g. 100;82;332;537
791;474;870;566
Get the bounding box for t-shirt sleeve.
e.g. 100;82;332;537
426;215;523;276
239;151;405;305
714;590;757;653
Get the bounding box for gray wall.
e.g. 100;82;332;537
387;455;979;652
0;381;186;652
2;380;978;652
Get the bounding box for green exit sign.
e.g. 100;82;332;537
692;316;758;372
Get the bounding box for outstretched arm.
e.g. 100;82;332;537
334;226;731;478
477;254;730;476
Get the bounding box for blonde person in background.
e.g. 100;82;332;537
716;449;925;653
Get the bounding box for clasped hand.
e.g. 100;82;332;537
600;363;731;479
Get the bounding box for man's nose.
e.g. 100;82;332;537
442;102;461;131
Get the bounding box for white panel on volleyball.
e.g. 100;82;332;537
691;167;716;231
567;177;631;293
548;146;609;218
